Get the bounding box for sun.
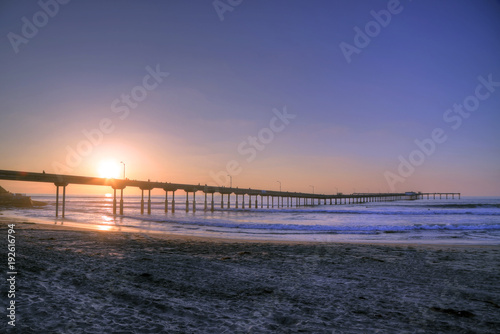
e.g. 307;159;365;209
98;160;121;179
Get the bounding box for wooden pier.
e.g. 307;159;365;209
0;170;460;218
420;192;461;200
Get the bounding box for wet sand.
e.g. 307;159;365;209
1;218;500;333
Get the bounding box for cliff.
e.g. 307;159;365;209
0;185;38;208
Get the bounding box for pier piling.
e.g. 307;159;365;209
141;190;144;214
172;191;175;213
165;190;168;213
148;189;151;214
193;192;196;212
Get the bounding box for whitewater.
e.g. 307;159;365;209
3;195;500;244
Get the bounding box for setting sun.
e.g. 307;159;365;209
98;160;121;179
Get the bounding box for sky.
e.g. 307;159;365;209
1;0;499;196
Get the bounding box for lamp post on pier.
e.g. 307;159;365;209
276;180;281;192
120;161;126;179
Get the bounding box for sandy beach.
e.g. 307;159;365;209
1;217;499;333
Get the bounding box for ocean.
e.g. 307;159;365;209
3;194;500;245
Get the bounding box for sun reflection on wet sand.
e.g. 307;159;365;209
96;215;121;231
101;215;114;223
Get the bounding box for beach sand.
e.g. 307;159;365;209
1;218;499;333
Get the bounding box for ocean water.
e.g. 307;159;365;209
3;195;500;244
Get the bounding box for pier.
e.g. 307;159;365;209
0;170;460;218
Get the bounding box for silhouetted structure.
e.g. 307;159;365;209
0;169;460;218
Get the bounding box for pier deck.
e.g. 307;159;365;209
0;169;460;217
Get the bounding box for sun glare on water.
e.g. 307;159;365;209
98;160;121;179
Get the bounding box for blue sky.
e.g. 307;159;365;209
1;0;499;195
